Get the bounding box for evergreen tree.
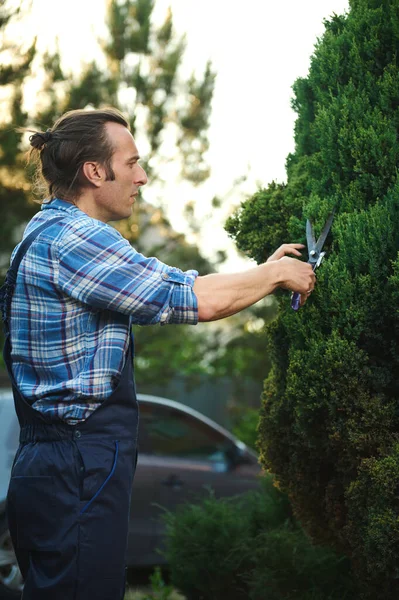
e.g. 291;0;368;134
226;1;399;596
34;0;215;190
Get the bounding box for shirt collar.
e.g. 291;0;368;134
41;198;81;215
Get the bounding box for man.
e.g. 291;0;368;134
2;108;315;600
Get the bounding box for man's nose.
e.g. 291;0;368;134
136;164;148;186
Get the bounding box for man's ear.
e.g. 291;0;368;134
82;162;106;188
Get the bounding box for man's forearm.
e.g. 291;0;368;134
193;262;280;322
193;255;315;322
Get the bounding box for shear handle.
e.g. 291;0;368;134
291;253;324;311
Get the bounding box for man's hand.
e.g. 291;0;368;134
267;243;315;306
275;256;316;306
267;243;305;262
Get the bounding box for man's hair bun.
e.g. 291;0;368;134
29;129;53;151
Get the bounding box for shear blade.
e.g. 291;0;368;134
314;212;335;254
306;219;315;253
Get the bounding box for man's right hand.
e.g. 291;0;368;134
275;256;316;305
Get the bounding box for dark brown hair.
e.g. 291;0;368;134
25;107;129;203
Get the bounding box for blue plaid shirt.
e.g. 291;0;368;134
9;198;198;424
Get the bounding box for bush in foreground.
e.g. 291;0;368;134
162;475;356;600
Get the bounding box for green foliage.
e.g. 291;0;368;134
163;475;356;600
164;492;249;600
226;0;399;596
133;321;211;387
231;407;259;450
141;567;175;600
124;571;183;600
344;445;399;598
247;524;354;600
209;302;277;378
225;182;292;264
177;60;215;184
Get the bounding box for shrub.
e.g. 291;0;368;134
225;1;399;595
162;475;356;600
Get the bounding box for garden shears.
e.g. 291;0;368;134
291;211;335;311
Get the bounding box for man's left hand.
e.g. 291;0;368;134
266;243;305;263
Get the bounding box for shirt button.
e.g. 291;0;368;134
75;430;82;439
163;273;170;280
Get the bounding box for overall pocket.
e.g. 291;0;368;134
75;439;120;515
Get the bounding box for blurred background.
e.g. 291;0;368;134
0;0;349;446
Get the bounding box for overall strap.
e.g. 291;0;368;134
0;216;65;327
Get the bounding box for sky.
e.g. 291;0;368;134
13;0;350;271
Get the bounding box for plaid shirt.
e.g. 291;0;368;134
9;198;198;424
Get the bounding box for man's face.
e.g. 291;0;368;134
94;122;147;222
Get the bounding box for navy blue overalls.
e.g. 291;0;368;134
1;217;140;599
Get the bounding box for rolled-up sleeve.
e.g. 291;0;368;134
55;222;199;326
159;269;198;324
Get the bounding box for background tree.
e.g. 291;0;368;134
226;0;399;596
0;0;36;275
34;0;215;189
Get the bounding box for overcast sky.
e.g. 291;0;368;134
18;0;350;270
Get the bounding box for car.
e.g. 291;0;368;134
0;388;262;599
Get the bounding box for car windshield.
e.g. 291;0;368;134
139;404;231;461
